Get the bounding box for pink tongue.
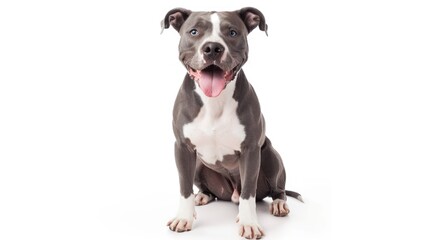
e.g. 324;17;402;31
198;68;226;97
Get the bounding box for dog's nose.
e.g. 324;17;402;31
202;42;224;61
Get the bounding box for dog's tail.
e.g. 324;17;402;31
286;190;304;203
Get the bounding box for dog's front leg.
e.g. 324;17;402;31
167;141;196;232
237;146;264;239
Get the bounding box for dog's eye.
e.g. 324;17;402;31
229;30;238;37
190;29;198;36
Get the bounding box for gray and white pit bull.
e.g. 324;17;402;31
161;7;302;239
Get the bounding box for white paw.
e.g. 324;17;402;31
237;197;264;239
167;195;196;232
167;217;193;232
195;192;214;206
238;223;264;239
270;199;290;217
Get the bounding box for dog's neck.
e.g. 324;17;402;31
194;75;238;118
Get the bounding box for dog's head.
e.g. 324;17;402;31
161;7;267;97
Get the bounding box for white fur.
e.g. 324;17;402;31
183;79;245;165
237;197;259;225
195;192;214;205
167;194;196;232
197;13;229;63
237;197;264;238
176;194;195;220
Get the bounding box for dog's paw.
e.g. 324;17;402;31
231;189;240;203
167;217;194;232
238;223;264;239
236;215;264;239
195;192;214;206
270;199;290;217
167;195;196;232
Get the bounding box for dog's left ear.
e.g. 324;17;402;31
236;7;268;36
161;8;192;34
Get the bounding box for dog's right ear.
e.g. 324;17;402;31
161;8;192;34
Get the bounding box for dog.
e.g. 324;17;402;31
161;7;302;239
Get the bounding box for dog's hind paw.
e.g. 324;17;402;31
270;199;290;217
194;192;214;206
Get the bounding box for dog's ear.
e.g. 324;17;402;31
236;7;268;36
161;8;192;33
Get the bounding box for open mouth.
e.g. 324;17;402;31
188;65;237;97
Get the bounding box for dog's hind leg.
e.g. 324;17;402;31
259;137;291;217
194;159;234;205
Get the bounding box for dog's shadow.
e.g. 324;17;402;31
193;199;289;230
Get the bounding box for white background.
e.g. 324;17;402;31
1;0;428;239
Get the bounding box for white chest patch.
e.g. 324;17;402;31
183;80;245;165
